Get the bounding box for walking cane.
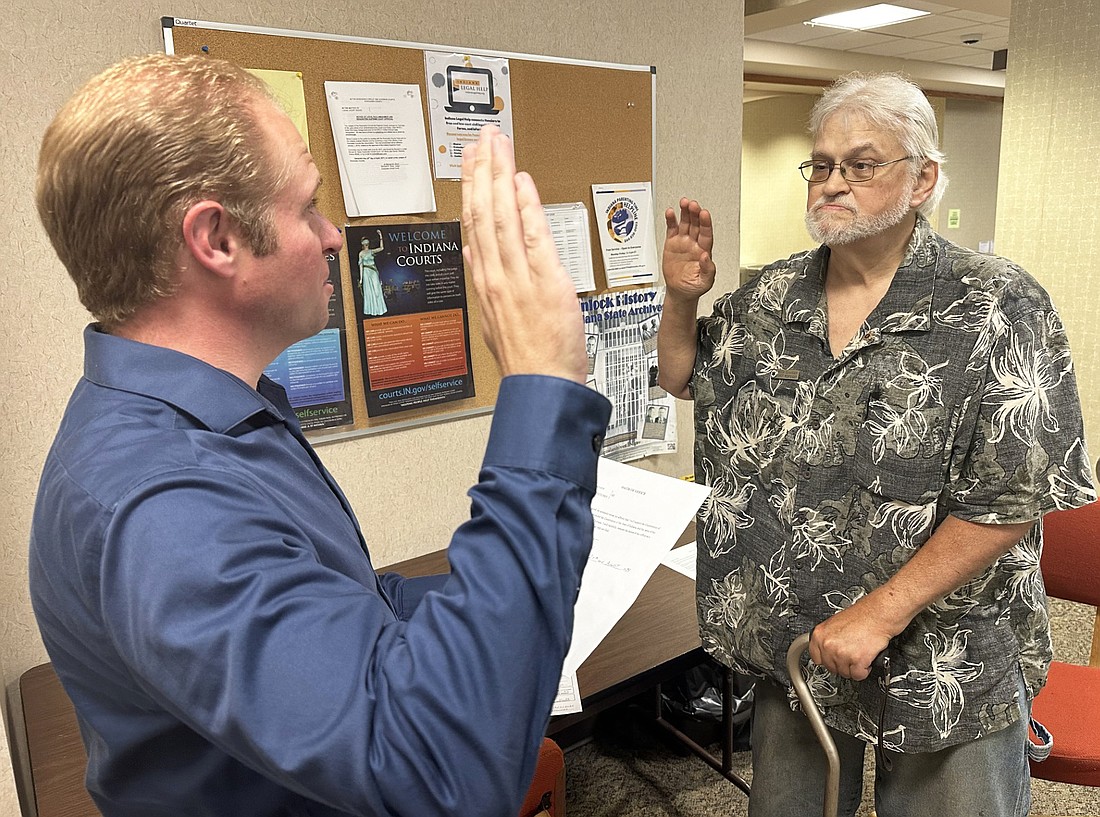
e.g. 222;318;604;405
786;633;840;817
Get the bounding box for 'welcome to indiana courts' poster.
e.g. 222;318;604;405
346;221;475;418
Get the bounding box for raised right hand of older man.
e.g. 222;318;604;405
461;125;586;385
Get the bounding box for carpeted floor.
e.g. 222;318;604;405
565;597;1099;816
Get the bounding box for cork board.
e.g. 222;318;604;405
163;18;654;440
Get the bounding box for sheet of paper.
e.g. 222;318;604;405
424;51;514;180
248;69;310;148
544;202;596;293
551;672;583;715
324;81;436;217
661;541;697;581
562;459;710;675
591;182;659;287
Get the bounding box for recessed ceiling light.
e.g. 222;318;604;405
806;4;930;31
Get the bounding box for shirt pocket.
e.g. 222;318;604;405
852;386;949;506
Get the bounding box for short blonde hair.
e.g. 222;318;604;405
36;54;290;329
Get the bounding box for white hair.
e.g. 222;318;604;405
810;72;948;216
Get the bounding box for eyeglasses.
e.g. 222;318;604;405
798;156;913;183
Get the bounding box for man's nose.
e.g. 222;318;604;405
820;165;851;195
323;219;344;256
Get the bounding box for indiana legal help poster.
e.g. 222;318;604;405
346;221;475;417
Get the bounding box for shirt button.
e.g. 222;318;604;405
592;434;604;452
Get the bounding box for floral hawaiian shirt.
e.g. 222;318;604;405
691;215;1095;753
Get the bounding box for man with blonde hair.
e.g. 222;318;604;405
31;53;609;817
658;72;1094;816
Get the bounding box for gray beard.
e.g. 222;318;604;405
804;186;913;246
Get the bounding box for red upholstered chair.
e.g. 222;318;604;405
1029;502;1100;794
518;737;566;817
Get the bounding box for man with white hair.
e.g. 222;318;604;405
658;72;1094;816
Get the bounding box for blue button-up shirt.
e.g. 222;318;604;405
29;325;611;817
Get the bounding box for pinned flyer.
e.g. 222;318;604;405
543;202;596;293
424;51;515;181
591;182;659;288
247;69;310;148
324;81;436;217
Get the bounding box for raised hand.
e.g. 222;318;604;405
662;197;716;300
461;125;586;384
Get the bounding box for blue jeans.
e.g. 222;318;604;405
747;678;1031;817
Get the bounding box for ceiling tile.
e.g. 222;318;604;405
921;24;1007;46
848;36;945;56
927;34;1009;51
747;23;840;45
948;52;999;68
898;0;959;12
977;34;1009;50
875;13;983;37
937;50;998;68
797;29;902;50
943;9;1009;23
903;43;984;61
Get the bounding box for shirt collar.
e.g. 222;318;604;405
782;213;939;335
82;324;295;435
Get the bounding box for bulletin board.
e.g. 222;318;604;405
162;17;655;442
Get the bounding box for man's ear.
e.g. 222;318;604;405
910;161;939;210
181;201;243;278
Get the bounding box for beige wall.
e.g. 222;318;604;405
997;0;1100;461
741;93;818;268
0;0;744;810
940;97;1003;251
0;693;16;817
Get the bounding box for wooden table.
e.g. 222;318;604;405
382;528;704;732
19;662;97;817
386;532;748;793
